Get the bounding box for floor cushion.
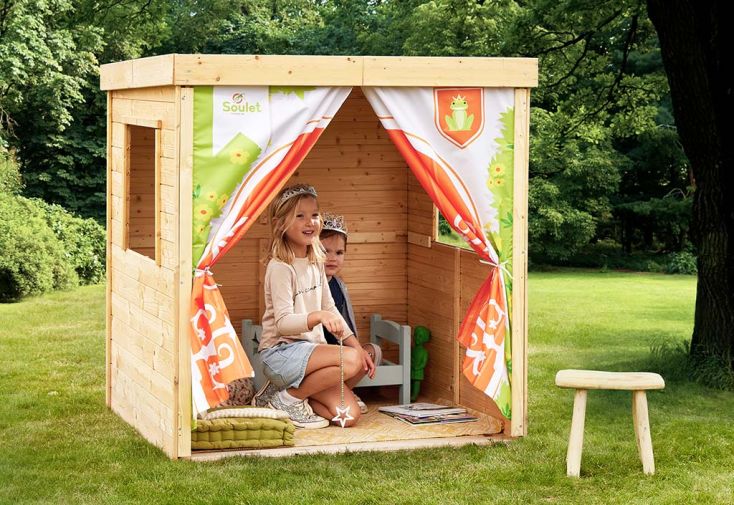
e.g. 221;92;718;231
193;407;295;450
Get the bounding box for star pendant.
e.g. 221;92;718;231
332;405;353;428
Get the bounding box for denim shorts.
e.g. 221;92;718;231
259;341;317;390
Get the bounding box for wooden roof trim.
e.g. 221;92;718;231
100;54;538;90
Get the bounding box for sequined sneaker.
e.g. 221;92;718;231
268;392;330;429
251;380;279;408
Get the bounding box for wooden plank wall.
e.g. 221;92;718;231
406;171;506;426
215;88;408;353
108;86;178;456
406;175;457;403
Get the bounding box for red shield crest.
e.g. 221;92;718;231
434;88;484;148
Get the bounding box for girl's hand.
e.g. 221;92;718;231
360;348;376;379
319;311;344;337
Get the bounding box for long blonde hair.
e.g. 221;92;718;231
268;184;325;264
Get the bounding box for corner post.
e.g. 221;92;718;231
105;91;113;408
175;86;194;459
511;87;530;436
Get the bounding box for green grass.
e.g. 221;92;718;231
1;273;733;504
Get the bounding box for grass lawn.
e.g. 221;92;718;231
1;271;732;504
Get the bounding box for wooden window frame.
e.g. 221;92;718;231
122;116;163;266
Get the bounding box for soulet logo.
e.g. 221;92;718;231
222;92;263;114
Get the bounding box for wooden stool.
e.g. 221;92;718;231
555;370;665;477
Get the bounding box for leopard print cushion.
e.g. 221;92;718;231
218;377;255;407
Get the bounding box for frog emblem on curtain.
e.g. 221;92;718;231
433;87;484;148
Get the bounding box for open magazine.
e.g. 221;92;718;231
378;403;478;425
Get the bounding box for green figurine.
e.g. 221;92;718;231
411;326;431;402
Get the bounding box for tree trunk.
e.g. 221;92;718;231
647;0;734;370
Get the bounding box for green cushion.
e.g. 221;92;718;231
192;417;295;450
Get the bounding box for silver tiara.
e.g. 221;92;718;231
277;184;317;205
321;212;348;236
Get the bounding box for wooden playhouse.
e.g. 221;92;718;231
100;54;537;460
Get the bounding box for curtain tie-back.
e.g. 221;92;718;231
194;267;213;278
479;258;512;278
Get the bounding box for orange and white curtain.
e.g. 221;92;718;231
364;87;516;418
190;86;351;417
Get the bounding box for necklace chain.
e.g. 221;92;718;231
339;336;345;405
332;334;352;428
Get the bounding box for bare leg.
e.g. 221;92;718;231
345;367;367;388
303;345;345;374
308;397;332;421
310;384;362;427
288;345;361;400
290;366;341;399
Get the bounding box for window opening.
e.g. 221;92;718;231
435;209;471;250
126;124;160;263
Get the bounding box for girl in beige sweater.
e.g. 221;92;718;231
252;184;375;429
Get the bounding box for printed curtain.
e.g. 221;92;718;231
190;86;352;417
363;87;515;418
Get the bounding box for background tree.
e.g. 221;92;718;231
613;127;691;255
5;0;725;376
506;0;677;263
1;2;704;272
1;0;167;219
155;0;324;55
647;0;733;380
0;0;101;157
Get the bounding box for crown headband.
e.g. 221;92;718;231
277;185;317;206
321;212;348;236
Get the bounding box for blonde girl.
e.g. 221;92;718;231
252;183;376;428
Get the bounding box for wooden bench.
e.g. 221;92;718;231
555;369;665;477
241;314;412;404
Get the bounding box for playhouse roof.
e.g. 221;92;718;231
100;54;538;90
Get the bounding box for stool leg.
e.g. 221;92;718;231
632;390;655;475
567;389;587;477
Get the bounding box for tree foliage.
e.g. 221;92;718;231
507;1;677;260
0;148;22;194
1;0;167;219
3;0;691;259
0;0;101;141
0;150;106;301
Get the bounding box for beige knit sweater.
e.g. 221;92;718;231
258;257;354;351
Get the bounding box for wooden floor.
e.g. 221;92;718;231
189;396;506;461
190;434;509;460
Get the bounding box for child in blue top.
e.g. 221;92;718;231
320;213;382;413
